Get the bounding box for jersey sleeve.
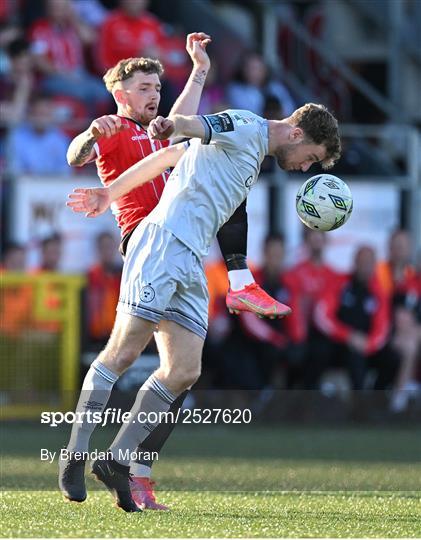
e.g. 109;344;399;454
199;110;263;151
94;133;119;158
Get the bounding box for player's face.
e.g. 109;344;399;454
120;71;161;125
274;142;326;172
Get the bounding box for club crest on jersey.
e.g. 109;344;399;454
245;175;254;188
205;113;234;133
140;283;155;303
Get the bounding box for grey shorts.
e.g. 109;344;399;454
117;222;208;340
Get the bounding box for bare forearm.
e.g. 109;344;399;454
67;130;97;166
108;143;186;201
169;65;208;117
169;114;206;140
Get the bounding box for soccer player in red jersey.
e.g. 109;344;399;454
63;33;286;510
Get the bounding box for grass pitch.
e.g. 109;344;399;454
1;424;420;537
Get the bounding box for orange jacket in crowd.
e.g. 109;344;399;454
87;263;121;341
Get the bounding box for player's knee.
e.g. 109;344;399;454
101;346;140;374
158;362;201;391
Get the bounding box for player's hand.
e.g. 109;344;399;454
147;116;175;140
88;115;128;139
66;187;111;218
186;32;211;71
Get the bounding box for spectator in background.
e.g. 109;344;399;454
376;229;416;294
7;93;70;175
28;0;109;108
99;0;167;69
0;243;32;339
312;246;399;391
37;233;63;272
376;230;421;412
227;51;296;117
0;38;34;129
284;229;339;387
98;0;187;109
87;232;122;349
32;233;63;333
237;233;291;388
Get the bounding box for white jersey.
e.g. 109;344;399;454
145;109;269;259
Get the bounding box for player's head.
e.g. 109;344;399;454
303;227;327;259
119;0;148;17
29;94;54;133
263;232;285;275
388;229;411;266
40;233;62;271
46;0;72;24
353;245;376;283
96;231;118;267
103;57;164;125
272;103;341;172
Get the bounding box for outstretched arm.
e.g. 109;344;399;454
169;32;211;117
67;143;186;217
148;114;206;141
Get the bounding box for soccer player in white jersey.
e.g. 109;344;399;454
67;104;341;512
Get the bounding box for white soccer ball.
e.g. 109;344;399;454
296;174;353;231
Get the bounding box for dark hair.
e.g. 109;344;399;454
288;103;341;169
103;57;164;93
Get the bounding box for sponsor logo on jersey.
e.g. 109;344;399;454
205;113;234;133
131;134;149;141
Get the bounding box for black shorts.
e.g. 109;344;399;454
119;226;137;258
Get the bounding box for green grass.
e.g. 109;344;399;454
1;425;420;537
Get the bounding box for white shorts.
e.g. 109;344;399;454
117;222;208;340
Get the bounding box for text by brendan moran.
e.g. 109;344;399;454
40;448;158;464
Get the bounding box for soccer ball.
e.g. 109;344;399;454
296;174;353;231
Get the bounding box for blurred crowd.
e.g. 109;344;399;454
1;227;420;413
0;0;296;175
1;0;420;414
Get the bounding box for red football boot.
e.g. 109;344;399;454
131;477;169;511
226;283;292;319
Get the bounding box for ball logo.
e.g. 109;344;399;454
140;283;155;303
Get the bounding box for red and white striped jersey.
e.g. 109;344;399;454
94;116;170;238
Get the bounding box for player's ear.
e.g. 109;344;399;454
114;89;127;106
290;127;305;143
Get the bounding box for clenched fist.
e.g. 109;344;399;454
147;116;175;140
89;115;129;139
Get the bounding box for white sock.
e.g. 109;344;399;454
130;463;152;478
109;374;177;466
67;360;119;453
228;268;254;291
